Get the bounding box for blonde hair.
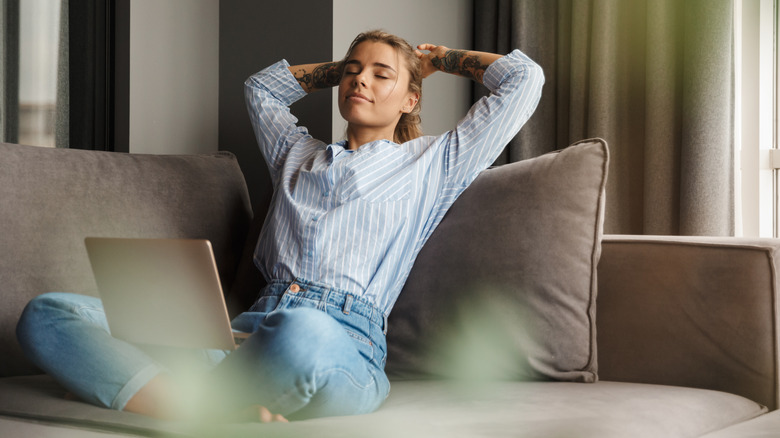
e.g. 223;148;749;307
342;30;423;143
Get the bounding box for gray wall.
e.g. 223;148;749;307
219;0;333;217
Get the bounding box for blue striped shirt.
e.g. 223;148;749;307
245;49;544;315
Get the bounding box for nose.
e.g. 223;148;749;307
353;71;368;87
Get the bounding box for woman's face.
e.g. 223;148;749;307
338;41;418;137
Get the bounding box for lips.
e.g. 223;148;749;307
346;92;372;103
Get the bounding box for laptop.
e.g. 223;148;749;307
85;237;249;350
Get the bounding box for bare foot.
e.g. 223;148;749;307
123;374;288;423
123;374;180;420
244;405;289;423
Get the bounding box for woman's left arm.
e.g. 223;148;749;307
416;45;544;185
416;44;502;83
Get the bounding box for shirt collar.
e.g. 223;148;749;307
326;139;396;160
325;141;348;161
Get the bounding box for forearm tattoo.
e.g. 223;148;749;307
293;62;342;92
431;50;490;83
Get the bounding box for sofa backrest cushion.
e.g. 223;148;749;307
0;143;252;377
386;139;609;382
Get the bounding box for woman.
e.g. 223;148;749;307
16;30;543;422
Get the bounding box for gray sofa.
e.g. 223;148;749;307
1;139;779;437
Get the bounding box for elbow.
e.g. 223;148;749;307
526;60;545;89
523;61;545;104
244;75;260;93
244;81;255;106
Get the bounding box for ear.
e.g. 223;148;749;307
401;92;420;114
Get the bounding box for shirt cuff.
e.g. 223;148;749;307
252;59;309;107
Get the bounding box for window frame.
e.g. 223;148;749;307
735;0;779;238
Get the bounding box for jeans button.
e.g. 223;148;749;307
289;284;301;293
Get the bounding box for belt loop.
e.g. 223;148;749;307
382;313;389;335
343;294;353;315
318;289;330;311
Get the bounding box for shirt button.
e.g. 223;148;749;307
289;284;300;293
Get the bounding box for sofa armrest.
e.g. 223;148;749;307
597;235;780;409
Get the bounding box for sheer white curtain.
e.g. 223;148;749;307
1;0;67;148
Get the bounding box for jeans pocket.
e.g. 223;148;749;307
249;295;278;313
327;307;374;362
370;321;388;368
344;329;372;347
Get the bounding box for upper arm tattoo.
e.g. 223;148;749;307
431;50;490;83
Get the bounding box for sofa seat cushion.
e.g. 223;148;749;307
0;417;122;438
699;409;780;437
0;376;765;438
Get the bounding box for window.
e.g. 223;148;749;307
0;0;128;151
735;0;779;238
18;0;61;147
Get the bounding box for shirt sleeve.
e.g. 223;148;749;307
244;59;310;179
440;49;545;187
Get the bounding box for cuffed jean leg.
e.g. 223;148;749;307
16;286;390;420
16;292;164;410
211;307;390;420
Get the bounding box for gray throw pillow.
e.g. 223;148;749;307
386;139;608;383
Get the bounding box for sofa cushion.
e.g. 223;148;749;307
0;143;253;377
0;376;765;437
699;409;780;437
386;139;608;382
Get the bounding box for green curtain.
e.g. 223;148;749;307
474;0;734;236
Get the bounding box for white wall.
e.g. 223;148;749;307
129;0;219;155
332;0;473;142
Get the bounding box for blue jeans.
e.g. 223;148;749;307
16;279;390;420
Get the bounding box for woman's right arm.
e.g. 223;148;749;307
287;61;342;93
244;60;322;177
